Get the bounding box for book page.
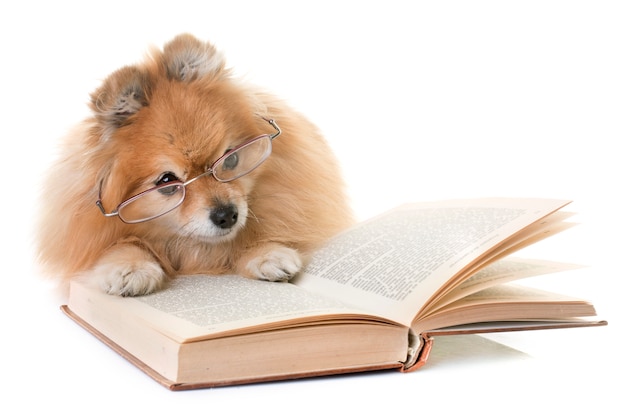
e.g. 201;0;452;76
294;198;570;325
421;257;583;316
412;283;596;332
70;275;397;343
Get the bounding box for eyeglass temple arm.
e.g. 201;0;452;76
96;182;119;218
95;195;119;218
266;118;281;140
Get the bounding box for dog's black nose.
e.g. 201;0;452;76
210;204;238;229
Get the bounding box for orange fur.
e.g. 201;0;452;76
37;34;353;296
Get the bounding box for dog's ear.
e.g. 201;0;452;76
162;34;226;81
88;34;225;138
90;66;151;138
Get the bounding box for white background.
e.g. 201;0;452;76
1;1;623;411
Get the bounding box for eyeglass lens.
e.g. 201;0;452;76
213;135;272;182
118;183;185;223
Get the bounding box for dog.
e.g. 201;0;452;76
37;34;353;296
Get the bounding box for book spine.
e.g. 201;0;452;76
400;332;433;372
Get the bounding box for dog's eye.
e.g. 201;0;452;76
222;152;239;171
157;172;179;185
155;172;182;195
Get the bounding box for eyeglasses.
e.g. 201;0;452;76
96;118;281;224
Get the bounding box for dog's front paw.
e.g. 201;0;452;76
97;261;166;296
245;246;303;282
86;243;167;296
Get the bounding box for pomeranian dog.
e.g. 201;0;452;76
37;34;352;296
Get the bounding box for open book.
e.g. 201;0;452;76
62;198;606;390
